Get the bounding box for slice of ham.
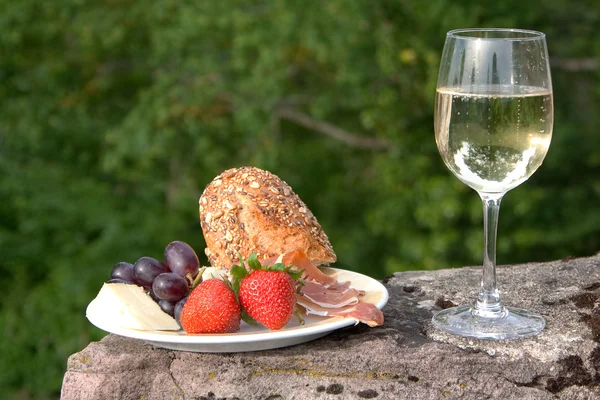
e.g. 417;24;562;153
297;295;384;327
261;249;384;327
262;249;338;287
300;281;361;308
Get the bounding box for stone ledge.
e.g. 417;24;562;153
61;254;600;399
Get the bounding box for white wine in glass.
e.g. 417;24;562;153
432;29;553;339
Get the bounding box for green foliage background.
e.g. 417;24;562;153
1;1;599;398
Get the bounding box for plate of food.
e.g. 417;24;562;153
87;267;388;352
86;166;388;352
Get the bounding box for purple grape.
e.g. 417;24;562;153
134;257;169;288
110;262;136;283
107;278;134;285
149;290;161;303
158;300;176;316
174;296;188;328
164;241;200;280
152;272;189;302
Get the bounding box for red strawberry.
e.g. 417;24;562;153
230;253;303;330
180;279;241;333
239;269;297;330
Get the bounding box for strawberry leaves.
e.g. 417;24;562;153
241;309;259;326
247;253;262;271
231;253;303;281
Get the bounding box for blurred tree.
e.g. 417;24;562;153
0;0;599;398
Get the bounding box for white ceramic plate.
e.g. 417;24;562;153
86;267;388;352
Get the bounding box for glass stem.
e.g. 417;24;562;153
474;193;507;318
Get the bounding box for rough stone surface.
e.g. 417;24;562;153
62;254;600;400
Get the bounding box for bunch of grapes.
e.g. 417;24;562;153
109;241;199;326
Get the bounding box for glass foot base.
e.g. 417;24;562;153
432;305;545;340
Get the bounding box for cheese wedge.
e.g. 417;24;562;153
86;282;180;331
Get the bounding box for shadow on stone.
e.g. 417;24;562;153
546;356;596;394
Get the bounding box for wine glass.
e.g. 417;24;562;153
432;28;553;339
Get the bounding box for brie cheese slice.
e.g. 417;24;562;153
86;282;180;331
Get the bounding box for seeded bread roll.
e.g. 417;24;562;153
199;166;336;269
